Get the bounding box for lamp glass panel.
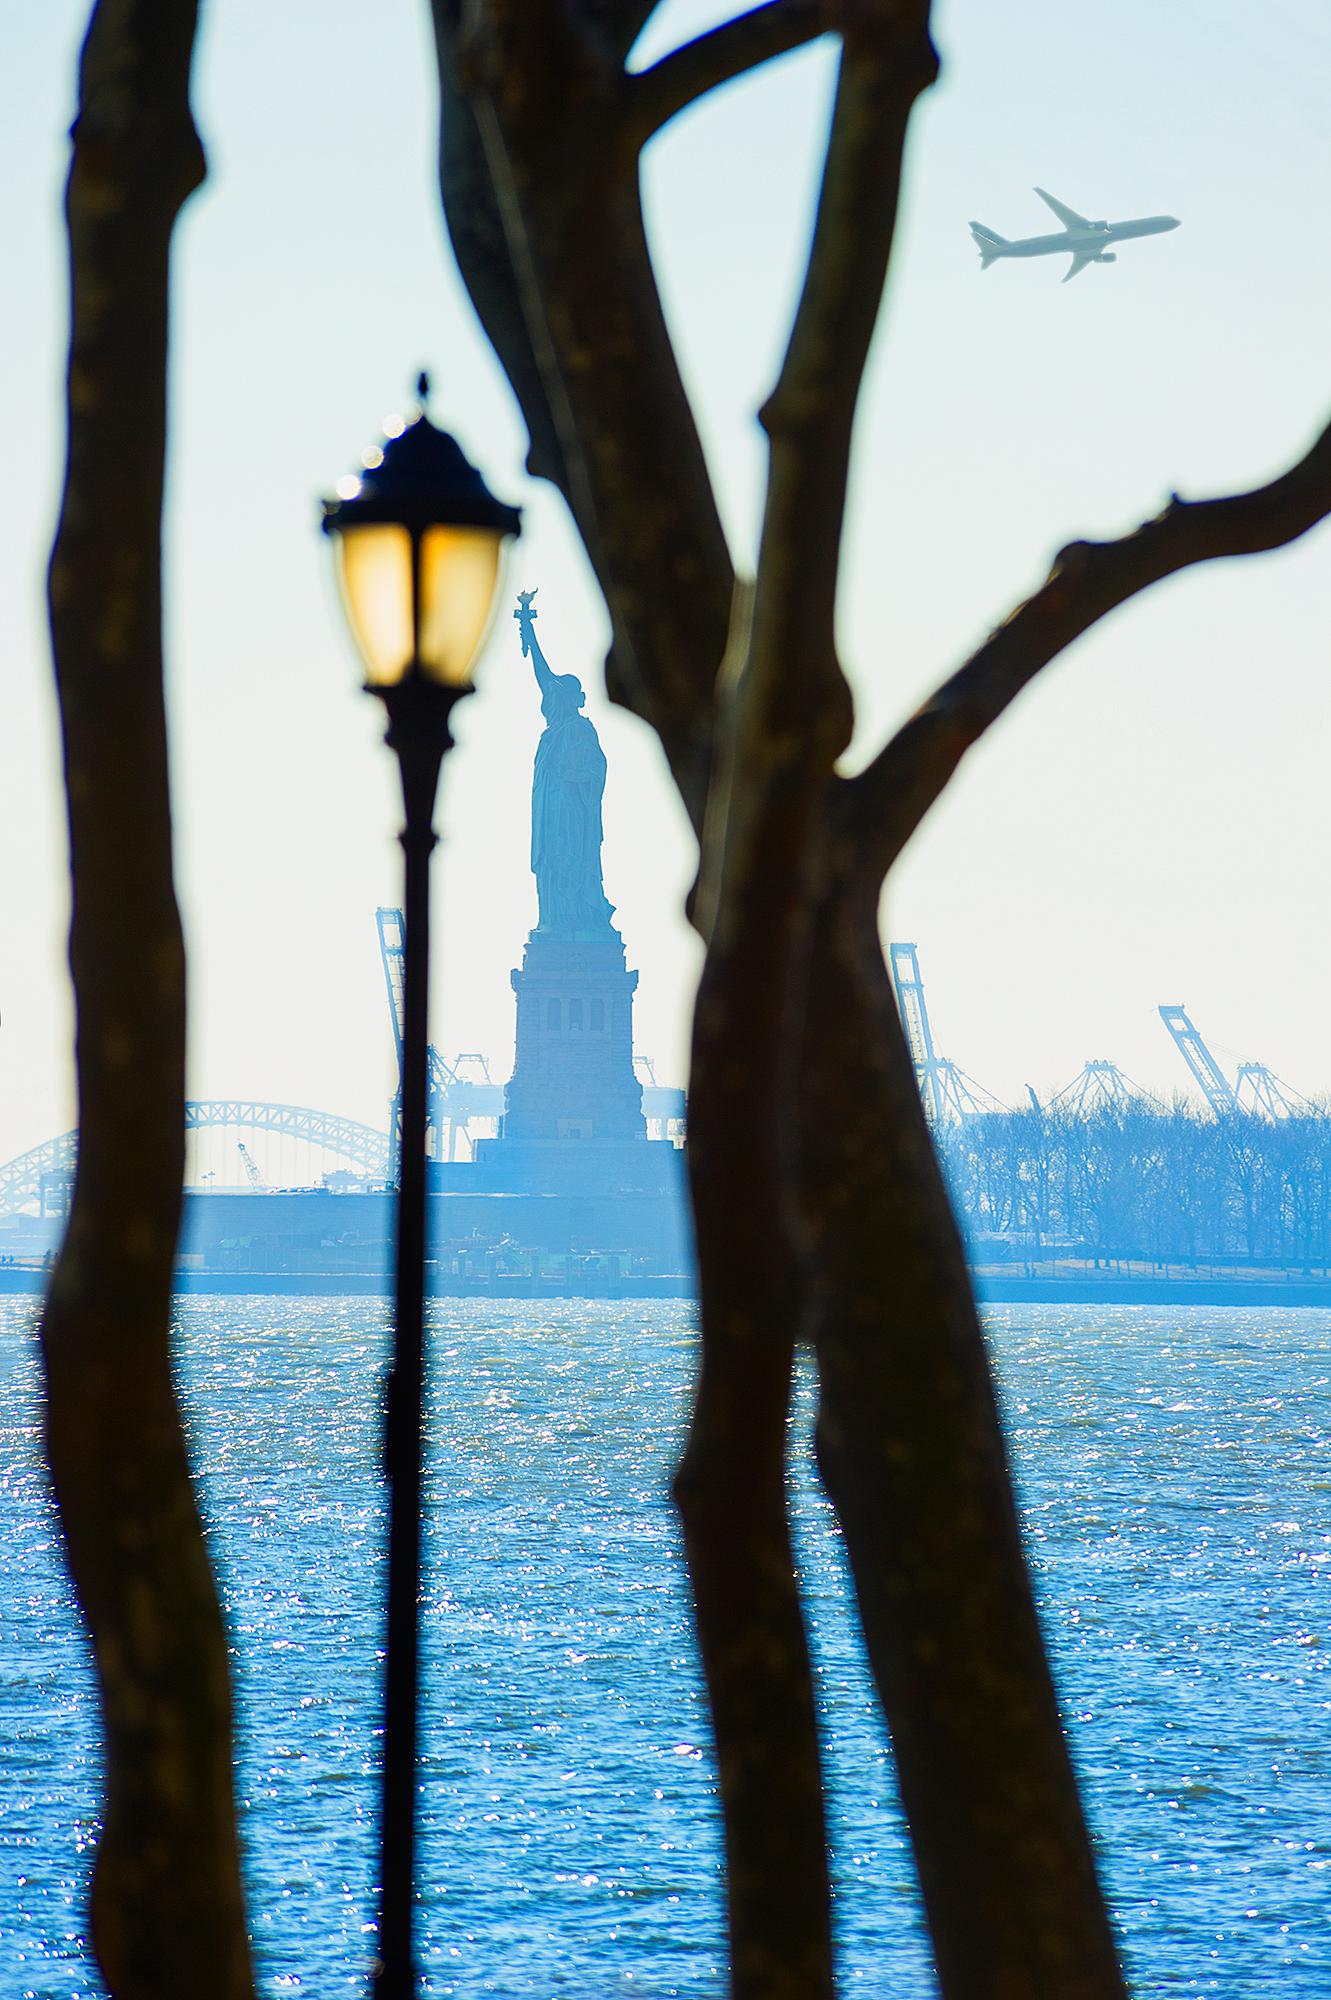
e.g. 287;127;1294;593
333;523;415;685
418;526;504;688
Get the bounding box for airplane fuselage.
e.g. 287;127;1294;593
996;216;1179;259
970;191;1180;281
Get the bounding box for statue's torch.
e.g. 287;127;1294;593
514;587;538;656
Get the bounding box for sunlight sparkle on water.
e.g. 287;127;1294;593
1;1300;1327;1995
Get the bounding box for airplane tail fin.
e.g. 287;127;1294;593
969;221;1008;269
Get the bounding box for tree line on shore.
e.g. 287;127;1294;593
937;1102;1331;1269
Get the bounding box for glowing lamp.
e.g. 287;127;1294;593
321;373;521;693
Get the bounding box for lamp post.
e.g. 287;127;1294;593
322;374;520;1998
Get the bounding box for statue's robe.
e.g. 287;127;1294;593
531;687;614;933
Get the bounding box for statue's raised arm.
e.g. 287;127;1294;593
514;588;556;695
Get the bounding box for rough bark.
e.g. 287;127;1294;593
798;823;1126;1996
42;4;255;1994
679;577;844;1991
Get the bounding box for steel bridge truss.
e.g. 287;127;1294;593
0;1101;392;1219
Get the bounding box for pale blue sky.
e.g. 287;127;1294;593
3;0;1330;1163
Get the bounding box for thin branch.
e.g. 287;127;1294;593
742;1;937;769
629;1;829;144
849;411;1331;876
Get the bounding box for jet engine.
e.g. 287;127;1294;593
1097;252;1118;263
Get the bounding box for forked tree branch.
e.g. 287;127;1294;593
628;1;829;144
849;410;1331;876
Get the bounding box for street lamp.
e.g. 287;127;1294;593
322;374;520;1999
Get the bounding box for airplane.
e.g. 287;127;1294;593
969;187;1180;283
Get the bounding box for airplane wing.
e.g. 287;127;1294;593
1062;249;1097;282
1035;186;1090;230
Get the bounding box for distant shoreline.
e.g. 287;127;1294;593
3;1266;1331;1307
973;1273;1331;1307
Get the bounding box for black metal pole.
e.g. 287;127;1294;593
372;675;460;2000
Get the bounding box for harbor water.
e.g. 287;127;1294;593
2;1299;1328;1996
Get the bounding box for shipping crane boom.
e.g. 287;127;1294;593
1158;1004;1239;1117
888;942;1005;1122
377;911;507;1159
376;906;407;1072
888;942;946;1123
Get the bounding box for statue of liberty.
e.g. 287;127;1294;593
514;590;615;935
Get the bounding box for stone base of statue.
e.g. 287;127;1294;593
467;1134;684;1200
500;925;646;1144
462;919;682;1209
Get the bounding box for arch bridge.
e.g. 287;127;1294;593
0;1101;391;1219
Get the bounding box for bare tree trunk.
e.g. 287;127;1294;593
677;640;838;1993
799;855;1126;1996
43;4;255;1993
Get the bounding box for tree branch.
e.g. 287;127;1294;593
437;0;736;834
850;411;1331;875
755;7;931;696
743;0;936;773
698;0;936;965
628;1;830;144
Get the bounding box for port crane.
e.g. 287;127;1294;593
1158;1005;1237;1116
436;1052;505;1159
1234;1063;1310;1118
1158;1003;1308;1119
1047;1061;1158;1117
376;908;505;1160
236;1142;266;1189
887;942;1005;1123
634;1056;687;1143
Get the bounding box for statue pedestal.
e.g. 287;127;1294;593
501;926;646;1144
